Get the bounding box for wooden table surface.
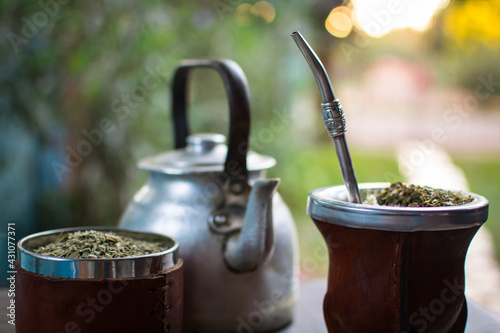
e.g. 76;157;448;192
2;279;500;332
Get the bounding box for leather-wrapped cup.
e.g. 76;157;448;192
307;183;489;333
15;227;183;333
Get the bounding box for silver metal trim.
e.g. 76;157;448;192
17;227;179;279
307;183;489;232
321;100;346;137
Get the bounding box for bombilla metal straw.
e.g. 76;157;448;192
291;31;362;204
291;32;335;103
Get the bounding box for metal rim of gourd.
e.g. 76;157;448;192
307;183;489;232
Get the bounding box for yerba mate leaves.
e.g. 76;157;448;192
32;230;167;259
363;182;473;207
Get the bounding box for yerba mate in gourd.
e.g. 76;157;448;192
292;27;488;333
307;183;489;333
363;182;473;207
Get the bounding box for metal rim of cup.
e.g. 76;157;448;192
17;226;179;279
307;182;489;232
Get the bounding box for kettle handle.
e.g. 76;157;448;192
171;59;250;188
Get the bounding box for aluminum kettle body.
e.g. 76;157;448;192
119;59;298;332
120;170;298;332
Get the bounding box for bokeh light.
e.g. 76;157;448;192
251;1;275;23
325;6;353;38
235;1;275;27
235;3;254;27
351;0;449;37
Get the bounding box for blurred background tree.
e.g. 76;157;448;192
0;0;313;232
1;0;500;291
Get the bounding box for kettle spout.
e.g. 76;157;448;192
223;179;280;273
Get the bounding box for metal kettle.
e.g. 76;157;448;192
119;59;298;332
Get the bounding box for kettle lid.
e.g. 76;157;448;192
138;133;276;174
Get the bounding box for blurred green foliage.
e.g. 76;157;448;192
0;0;317;232
456;155;500;260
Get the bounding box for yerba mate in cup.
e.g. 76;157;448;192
16;227;183;333
307;183;488;333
